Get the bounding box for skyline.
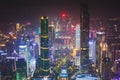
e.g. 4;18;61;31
0;1;120;80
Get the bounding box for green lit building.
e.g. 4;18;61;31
34;16;50;79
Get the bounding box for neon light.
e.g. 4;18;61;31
96;31;105;34
32;43;36;46
0;50;3;53
44;77;48;80
41;58;49;61
41;35;48;38
41;68;50;72
41;47;49;49
19;45;27;48
1;53;7;55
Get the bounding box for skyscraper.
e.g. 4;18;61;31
34;16;50;79
80;3;90;73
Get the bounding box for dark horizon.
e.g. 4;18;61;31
0;0;80;24
0;0;120;24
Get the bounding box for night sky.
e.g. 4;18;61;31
0;0;120;24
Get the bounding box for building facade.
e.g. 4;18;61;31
80;4;90;73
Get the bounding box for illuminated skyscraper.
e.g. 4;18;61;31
76;24;80;50
80;3;90;73
89;30;96;64
34;16;50;79
75;24;80;66
49;22;55;47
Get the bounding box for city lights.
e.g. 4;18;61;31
0;0;120;80
61;13;66;18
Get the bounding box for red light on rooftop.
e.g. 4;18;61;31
61;13;67;19
62;13;66;17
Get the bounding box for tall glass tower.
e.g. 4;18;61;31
34;16;50;79
80;3;90;73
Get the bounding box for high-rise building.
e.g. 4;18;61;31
80;3;90;73
74;24;80;67
16;58;27;80
107;18;120;61
107;19;120;76
89;30;96;64
49;22;55;47
76;24;80;50
34;16;50;79
96;30;105;75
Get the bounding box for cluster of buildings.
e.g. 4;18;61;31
0;2;120;80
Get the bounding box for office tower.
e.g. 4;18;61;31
75;24;80;66
89;30;96;63
76;24;80;50
49;22;55;47
80;3;89;73
96;30;105;75
107;18;120;78
16;58;27;80
34;16;50;79
107;18;120;61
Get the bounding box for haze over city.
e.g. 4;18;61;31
0;0;120;80
0;0;120;23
